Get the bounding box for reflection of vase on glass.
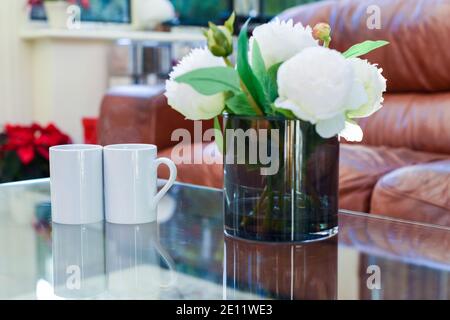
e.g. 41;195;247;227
224;235;337;300
106;222;176;299
52;222;106;299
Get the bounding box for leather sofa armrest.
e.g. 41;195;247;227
97;85;213;150
370;160;450;227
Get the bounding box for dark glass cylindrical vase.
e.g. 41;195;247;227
223;115;339;242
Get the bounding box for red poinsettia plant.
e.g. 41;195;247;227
0;123;71;183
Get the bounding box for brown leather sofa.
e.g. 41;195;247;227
98;0;450;227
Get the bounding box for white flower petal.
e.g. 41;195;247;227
250;18;318;68
339;121;364;142
315;114;346;139
168;47;225;78
274;98;317;123
164;48;226;120
277;47;354;123
345;79;369;110
165;81;225;120
346;58;387;118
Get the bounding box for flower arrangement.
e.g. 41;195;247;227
165;14;389;242
0;123;71;183
165;14;388;142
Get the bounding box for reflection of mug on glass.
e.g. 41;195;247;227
224;235;337;300
104;144;177;224
52;222;106;299
106;222;176;299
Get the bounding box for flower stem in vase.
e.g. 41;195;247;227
262;175;274;233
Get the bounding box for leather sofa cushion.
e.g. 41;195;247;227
357;93;450;155
279;0;450;93
371;160;450;227
98;85;213;150
339;144;448;213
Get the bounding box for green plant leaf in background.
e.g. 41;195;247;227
226;93;258;116
1;152;22;183
175;67;241;95
237;20;271;115
342;40;389;59
213;116;223;153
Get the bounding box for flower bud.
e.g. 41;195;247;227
203;13;235;58
313;23;332;47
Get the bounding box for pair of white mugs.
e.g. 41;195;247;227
50;144;177;225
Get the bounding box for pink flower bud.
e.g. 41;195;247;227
313;23;332;45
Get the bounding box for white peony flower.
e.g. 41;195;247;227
346;58;387;118
165;48;226;120
249;18;318;69
339;121;364;142
338;59;386;142
275;46;368;138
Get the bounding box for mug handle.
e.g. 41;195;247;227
154;157;177;205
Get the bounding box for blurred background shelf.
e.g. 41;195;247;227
18;27;205;143
20;28;205;43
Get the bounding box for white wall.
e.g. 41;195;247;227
30;39;110;142
0;0;33;127
0;1;110;142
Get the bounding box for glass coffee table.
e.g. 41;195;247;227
0;179;448;300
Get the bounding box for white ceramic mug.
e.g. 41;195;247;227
104;144;177;224
50;145;104;225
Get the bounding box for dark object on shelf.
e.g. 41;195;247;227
168;0;323;28
30;0;132;24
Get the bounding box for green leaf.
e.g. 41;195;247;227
251;40;266;80
342;40;389;59
226;93;258;116
275;107;296;119
251;40;281;106
214;116;223;153
237;20;271;114
175;67;241;96
266;62;282;103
